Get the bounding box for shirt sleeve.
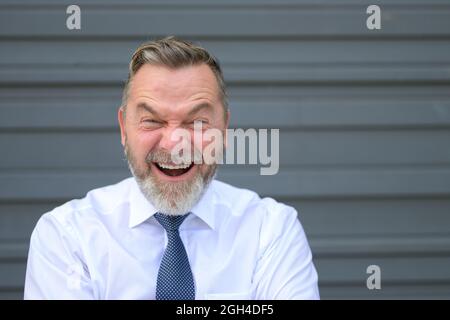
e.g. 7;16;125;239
252;199;320;300
24;212;95;299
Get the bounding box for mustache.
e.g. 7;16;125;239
145;148;204;164
145;149;172;163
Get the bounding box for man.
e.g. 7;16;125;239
24;37;319;299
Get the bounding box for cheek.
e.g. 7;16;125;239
129;132;160;157
191;131;220;150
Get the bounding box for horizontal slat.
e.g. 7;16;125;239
3;0;450;5
3;0;450;6
321;283;450;299
0;243;29;260
2;236;450;270
3;199;450;242
0;2;449;38
311;236;450;257
1;64;449;85
0;102;119;130
0;132;124;169
2;85;450;130
2;242;450;298
1;129;449;168
287;198;450;237
3;279;450;299
0;171;129;201
4;234;450;261
2;40;450;65
2;100;450;129
2;84;449;102
230;101;450;129
1;169;450;200
237;168;450;197
0;261;26;288
0;204;50;242
0;289;23;300
316;255;450;284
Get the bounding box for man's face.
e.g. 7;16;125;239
118;63;229;215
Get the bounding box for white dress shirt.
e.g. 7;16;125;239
24;177;319;300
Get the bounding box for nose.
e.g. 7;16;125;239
157;126;191;154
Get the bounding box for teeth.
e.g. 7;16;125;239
157;162;191;170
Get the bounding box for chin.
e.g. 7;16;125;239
134;165;214;216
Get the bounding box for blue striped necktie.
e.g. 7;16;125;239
154;212;195;300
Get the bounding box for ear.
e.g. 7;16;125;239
224;109;230;149
118;106;126;146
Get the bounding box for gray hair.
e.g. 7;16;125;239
122;36;228;117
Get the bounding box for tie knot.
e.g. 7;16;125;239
154;212;190;232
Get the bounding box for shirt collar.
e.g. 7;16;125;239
128;178;216;230
189;181;216;230
128;178;158;228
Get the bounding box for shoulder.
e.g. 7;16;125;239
211;179;305;255
211;179;299;224
32;177;135;238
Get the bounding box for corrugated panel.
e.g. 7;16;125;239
1;0;450;299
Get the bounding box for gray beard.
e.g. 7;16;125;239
125;144;216;216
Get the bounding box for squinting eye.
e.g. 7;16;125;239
191;119;208;125
142;119;162;126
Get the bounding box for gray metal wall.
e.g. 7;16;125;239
1;0;450;299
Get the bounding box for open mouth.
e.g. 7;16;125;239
153;162;194;177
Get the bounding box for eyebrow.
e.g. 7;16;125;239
187;102;213;117
137;102;213;117
137;103;159;116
